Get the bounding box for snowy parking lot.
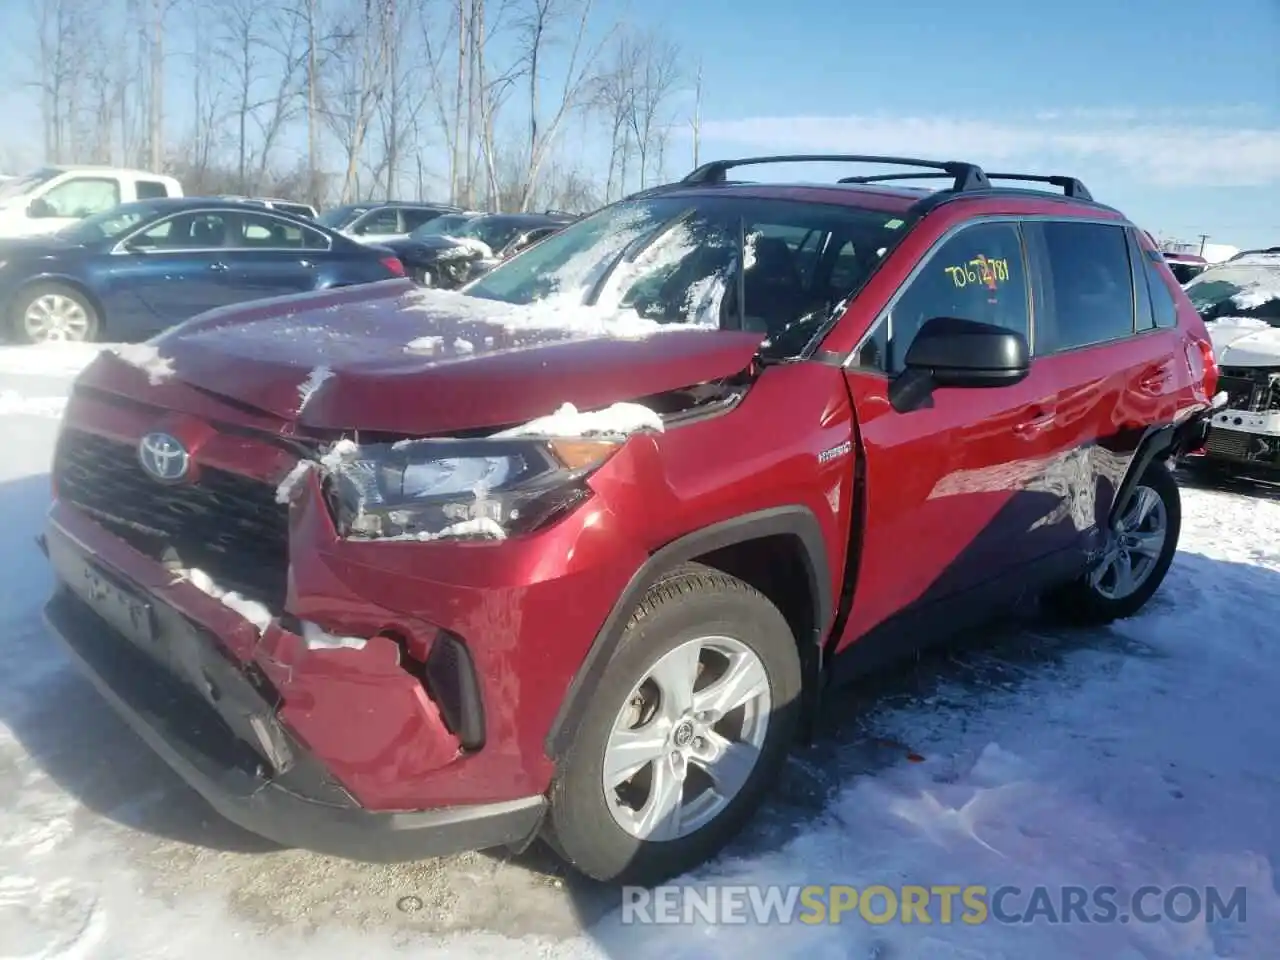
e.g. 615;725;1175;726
1;343;1278;960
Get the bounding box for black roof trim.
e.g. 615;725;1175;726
983;172;1092;200
681;154;991;192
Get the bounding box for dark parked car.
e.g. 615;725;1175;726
385;212;574;288
316;201;462;246
41;154;1218;887
0;198;406;343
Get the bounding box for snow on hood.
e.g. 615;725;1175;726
1206;317;1280;367
1186;255;1280;311
86;280;765;435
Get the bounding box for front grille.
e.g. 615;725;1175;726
1218;367;1280;413
1216;374;1259;411
53;428;288;606
1204;427;1256;461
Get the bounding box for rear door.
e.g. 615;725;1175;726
1022;218;1183;553
839;218;1080;650
219;210;325;299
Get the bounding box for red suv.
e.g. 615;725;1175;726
41;155;1221;886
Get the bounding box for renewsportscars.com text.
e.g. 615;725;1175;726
621;884;1248;926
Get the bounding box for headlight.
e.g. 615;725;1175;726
325;436;617;541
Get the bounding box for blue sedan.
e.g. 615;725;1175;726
0;198;407;343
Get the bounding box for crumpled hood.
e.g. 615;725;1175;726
1207;319;1280;367
384;235;469;260
95;280;765;435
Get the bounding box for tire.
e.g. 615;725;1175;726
1045;460;1181;625
10;282;101;344
545;563;803;885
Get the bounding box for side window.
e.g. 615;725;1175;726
873;222;1030;374
132;212;229;249
401;208;440;231
1144;255;1180;329
1039;221;1135;351
1127;230;1155;330
40;177;121;218
235;212;310;248
135;179;170;200
353;208;400;235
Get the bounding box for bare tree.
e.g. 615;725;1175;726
592;32;640;202
626;29;683;190
509;0;613;210
690;60;702;169
18;0;698;212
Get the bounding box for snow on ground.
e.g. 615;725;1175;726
2;342;1280;959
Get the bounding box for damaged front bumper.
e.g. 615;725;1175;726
40;518;547;861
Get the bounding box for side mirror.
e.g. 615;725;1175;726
903;316;1029;388
27;198;54;219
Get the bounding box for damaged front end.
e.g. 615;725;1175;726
42;377;715;844
1197;366;1280;468
288;400;665;545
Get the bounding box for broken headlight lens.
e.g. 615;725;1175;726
327;437;616;541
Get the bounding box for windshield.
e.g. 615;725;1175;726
53;203;159;244
464;194;909;356
1185;256;1280;327
0;167;60;204
409;214;472;239
316;205;369;229
458;217;530;251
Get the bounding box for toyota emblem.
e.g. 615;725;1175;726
138;432;190;482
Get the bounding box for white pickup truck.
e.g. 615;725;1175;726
0;165;183;238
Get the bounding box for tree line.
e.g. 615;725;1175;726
21;0;702;213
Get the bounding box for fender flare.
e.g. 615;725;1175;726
1111;409;1209;523
543;505;832;759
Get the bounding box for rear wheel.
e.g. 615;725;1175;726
1045;460;1181;624
10;283;100;343
545;563;802;885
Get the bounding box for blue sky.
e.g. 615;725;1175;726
1;0;1276;249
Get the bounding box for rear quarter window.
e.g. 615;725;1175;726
135;179;171;200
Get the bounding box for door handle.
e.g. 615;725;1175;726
299;259;314;268
209;262;229;272
1140;365;1171;392
1013;406;1056;437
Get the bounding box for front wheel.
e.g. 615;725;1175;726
1045;460;1181;624
10;283;101;344
545;563;802;885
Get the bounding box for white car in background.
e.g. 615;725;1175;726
1183;252;1280;475
0;165;182;238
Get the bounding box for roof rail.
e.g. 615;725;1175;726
983;172;1093;201
679;154;991;192
836;172;953;184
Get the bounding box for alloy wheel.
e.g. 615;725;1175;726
602;634;771;842
23;294;91;342
1090;484;1168;600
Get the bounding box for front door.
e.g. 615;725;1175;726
838;219;1082;656
99;210;236;338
